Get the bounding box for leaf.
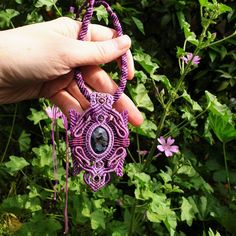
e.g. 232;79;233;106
208;228;221;236
132;17;145;35
151;74;172;90
27;108;48;125
205;91;232;122
127;83;154;111
94;5;109;25
32;144;53;168
134;50;159;75
18;130;31;152
182;90;203;111
208;113;236;143
0;9;19;28
5;156;29;176
176;11;198;46
90;210;105;230
0;195;41;213
16;213;61;236
35;0;57;8
130;114;157;139
199;0;209;7
135;70;148;84
181;197;196;226
218;3;232;14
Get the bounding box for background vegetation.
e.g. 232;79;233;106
0;0;236;235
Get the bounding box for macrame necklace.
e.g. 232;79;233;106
69;0;130;192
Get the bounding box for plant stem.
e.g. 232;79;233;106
53;4;62;16
223;142;231;193
136;130;141;163
207;31;236;48
128;199;136;236
1;104;17;164
127;148;137;163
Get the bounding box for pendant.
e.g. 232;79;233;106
69;92;130;191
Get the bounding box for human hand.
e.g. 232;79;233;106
0;17;143;126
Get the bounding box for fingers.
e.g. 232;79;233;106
79;65;143;126
65;35;131;67
52;18;134;79
50;90;83;118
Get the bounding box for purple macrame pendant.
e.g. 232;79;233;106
69;92;129;191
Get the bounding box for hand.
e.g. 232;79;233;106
0;17;143;126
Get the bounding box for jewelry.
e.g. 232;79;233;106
69;0;130;191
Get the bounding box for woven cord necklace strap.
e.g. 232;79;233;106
75;0;128;103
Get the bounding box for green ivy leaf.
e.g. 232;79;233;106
218;3;232;14
181;197;196;226
208;113;236;143
134;50;159;75
16;213;61;236
91;210;105;230
130;113;157;138
151;74;172;90
132;16;145;35
135;70;148;84
182;90;203;111
5;156;29;176
176;11;198;46
94;5;109;25
35;0;57;8
0;195;41;213
32;145;53;168
127;83;154;111
205;91;232;122
18;130;31;152
0;9;19;28
27;108;48;125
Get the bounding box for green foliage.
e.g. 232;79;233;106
0;0;236;235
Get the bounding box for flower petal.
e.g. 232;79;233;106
170;145;179;153
167;137;175;145
157;145;165;152
45;107;53;119
164;150;173;157
157;136;166;145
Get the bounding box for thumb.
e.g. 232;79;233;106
65;35;131;67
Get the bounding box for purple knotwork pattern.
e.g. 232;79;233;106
69;93;129;191
69;0;130;191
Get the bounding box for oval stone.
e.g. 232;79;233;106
91;126;109;154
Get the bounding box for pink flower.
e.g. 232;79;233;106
61;113;68;130
137;150;149;156
181;53;201;65
157;136;179;157
69;6;75;14
45;106;62;120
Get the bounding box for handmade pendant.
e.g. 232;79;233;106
69;0;130;191
69;92;129;191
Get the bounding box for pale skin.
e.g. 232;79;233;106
0;17;143;126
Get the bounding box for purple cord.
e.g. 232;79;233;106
69;0;130;191
75;0;128;103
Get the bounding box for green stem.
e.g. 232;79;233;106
127;148;136;163
164;108;208;138
207;31;236;48
53;4;62;16
1;104;17;164
136;130;141;163
223;142;231;193
128;199;136;236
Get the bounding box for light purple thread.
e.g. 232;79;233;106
70;1;129;192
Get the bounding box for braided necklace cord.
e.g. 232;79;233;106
69;0;130;191
75;0;128;103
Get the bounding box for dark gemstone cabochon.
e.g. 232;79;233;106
90;126;109;154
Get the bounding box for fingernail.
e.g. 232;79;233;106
117;35;131;50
